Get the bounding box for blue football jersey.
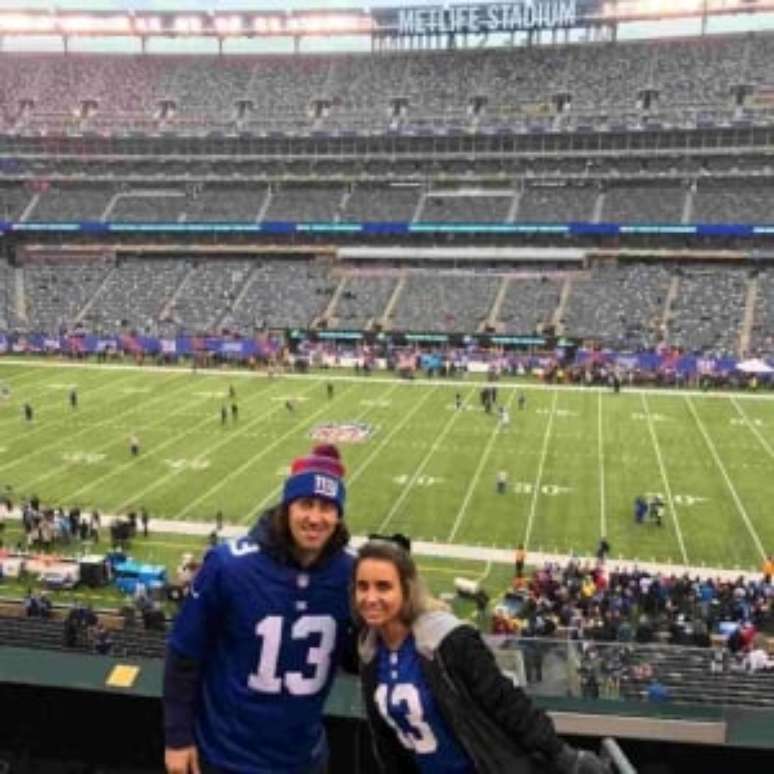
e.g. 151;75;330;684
374;634;474;774
169;536;353;773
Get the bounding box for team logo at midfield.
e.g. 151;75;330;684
310;421;374;444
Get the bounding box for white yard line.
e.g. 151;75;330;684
447;390;517;542
685;395;767;562
5;356;774;401
377;387;474;533
0;369;139;431
641;393;689;565
523;390;558;549
598;391;606;538
730;395;774;461
346;386;438;487
0;372;186;479
475;560;493;584
245;382;402;517
69;377;282;507
166;381;330;518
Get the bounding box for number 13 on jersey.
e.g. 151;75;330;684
248;614;337;697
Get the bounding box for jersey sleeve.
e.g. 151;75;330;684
168;547;225;661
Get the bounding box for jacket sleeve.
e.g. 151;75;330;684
440;625;565;760
337;619;361;676
162;645;202;749
163;547;225;748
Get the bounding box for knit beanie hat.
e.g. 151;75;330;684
282;444;346;517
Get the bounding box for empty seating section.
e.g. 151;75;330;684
154;58;253;122
566;42;653;116
652;38;744;113
2;258;774;351
224;261;334;330
602;184;687;224
332;274;397;329
562;263;671;349
498;277;562;334
0;184;32;221
22;262;111;333
518;185;597;222
693;182;774;224
0;56;42;120
169;260;253;334
485;45;562;122
264;185;341;221
184;186;268;223
0;33;770;133
750;34;774;106
0;259;11;329
391;273;499;332
29;184;115;222
110;193;187;222
243;57;332;133
0;611;167;659
326;54;410;131
619;643;774;709
401;50;483;128
24;56;161;117
86;260;189;333
342;186;419;222
421;194;512;222
750;270;774;356
668;266;748;354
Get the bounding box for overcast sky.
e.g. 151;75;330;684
0;0;771;53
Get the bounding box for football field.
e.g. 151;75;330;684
0;359;772;573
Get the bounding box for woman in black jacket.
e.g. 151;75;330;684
353;538;611;774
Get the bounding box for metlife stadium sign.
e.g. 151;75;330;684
395;1;577;35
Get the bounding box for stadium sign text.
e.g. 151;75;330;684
397;1;576;35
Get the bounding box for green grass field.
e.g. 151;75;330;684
0;359;772;575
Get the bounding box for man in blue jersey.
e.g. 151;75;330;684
163;444;354;774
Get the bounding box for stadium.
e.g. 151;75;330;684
0;0;774;771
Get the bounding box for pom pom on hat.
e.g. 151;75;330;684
289;444;346;478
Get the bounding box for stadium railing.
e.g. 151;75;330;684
486;635;774;717
601;737;637;774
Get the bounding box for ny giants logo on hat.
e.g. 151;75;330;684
314;474;338;500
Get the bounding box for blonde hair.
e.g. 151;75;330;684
352;539;448;626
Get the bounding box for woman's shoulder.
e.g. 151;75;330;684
413;611;472;657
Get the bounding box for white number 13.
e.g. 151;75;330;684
375;683;438;754
248;614;336;696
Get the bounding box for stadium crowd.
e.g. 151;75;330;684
493;557;773;651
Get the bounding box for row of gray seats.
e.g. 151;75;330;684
4;178;774;225
1;33;772;132
563;264;672;351
668;267;748;355
3;154;771;181
0;260;764;357
620;642;774;708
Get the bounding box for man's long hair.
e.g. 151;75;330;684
267;502;350;566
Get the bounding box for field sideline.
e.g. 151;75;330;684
0;357;772;573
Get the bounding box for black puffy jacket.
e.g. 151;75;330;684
359;611;566;774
